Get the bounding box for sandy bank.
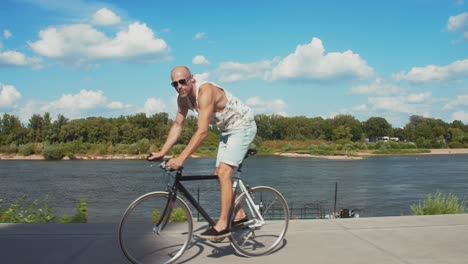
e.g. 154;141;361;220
1;149;467;161
276;152;365;160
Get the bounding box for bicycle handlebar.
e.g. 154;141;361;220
146;154;183;172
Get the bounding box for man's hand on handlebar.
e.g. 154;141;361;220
147;152;164;161
147;152;184;171
166;156;184;170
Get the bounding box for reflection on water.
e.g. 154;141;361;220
1;155;467;222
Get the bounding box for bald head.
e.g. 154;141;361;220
171;66;192;80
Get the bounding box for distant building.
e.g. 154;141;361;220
377;136;399;142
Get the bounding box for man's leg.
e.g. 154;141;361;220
213;162;234;231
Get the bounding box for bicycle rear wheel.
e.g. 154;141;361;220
119;191;193;264
229;186;289;256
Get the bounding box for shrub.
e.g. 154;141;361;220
1;195;88;224
449;142;464;148
18;143;35;156
136;138;150;154
113;144;130;154
63;140;88;154
42;144;65;160
3;143;18;154
170;208;188;222
32;143;44;154
0;195;55;223
171;144;186;155
127;143;139;155
416;137;432;148
411;191;466;215
152;208;188;223
152;209;161;223
60;200;87;223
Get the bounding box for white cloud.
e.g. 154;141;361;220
209;37;373;83
192;55;210;65
452;111;468;122
9;89;146;121
394;59;468;83
0;41;3;50
443;94;468;110
268;37;374;82
107;101;131;109
29;22;170;67
447;12;468;31
246;96;288;116
194;72;210;84
351;78;402;95
194;32;205;39
447;12;468;40
352;104;369;112
30;89;136;119
0;50;42;69
452;111;468;123
144;98;166;115
0;83;21;108
92;8;121;26
368;92;432;114
217;59;278;82
3;30;12;39
45;90;107;111
454;0;464;6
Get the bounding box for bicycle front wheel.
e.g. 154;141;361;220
118;191;193;264
229;186;289;257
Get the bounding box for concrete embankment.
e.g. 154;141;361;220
1;214;467;264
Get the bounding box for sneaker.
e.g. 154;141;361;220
199;226;231;239
232;217;249;227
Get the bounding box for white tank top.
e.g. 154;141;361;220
187;82;255;132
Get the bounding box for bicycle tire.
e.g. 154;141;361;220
229;186;289;257
119;191;193;264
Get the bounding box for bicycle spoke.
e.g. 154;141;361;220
229;186;289;257
119;192;193;264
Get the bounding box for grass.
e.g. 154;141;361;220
411;191;466;215
372;149;431;155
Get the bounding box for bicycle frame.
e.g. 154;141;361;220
232;175;266;228
157;170;218;229
156;167;266;232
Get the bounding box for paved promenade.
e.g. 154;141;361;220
1;214;467;264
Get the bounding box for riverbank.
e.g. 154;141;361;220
1;149;467;161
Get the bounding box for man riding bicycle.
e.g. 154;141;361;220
149;66;257;239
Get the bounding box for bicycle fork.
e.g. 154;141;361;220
233;179;265;229
153;192;177;235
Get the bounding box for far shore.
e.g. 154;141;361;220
1;149;468;161
279;148;468;160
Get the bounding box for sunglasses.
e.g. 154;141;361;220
171;76;192;88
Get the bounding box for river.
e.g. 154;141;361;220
1;155;467;222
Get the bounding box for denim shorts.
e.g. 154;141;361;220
216;124;257;167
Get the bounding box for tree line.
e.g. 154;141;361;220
0;112;467;154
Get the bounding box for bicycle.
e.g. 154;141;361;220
118;149;289;264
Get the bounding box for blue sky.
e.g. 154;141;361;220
0;0;467;127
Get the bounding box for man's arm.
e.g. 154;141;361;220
151;97;188;158
176;84;214;161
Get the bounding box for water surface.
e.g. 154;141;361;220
1;155;467;222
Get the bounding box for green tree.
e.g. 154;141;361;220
47;114;68;143
27;114;44;142
332;125;353;144
329;115;362;141
363;117;392;141
0;113;28;145
447;128;464;143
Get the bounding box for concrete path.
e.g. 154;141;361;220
1;214;467;264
